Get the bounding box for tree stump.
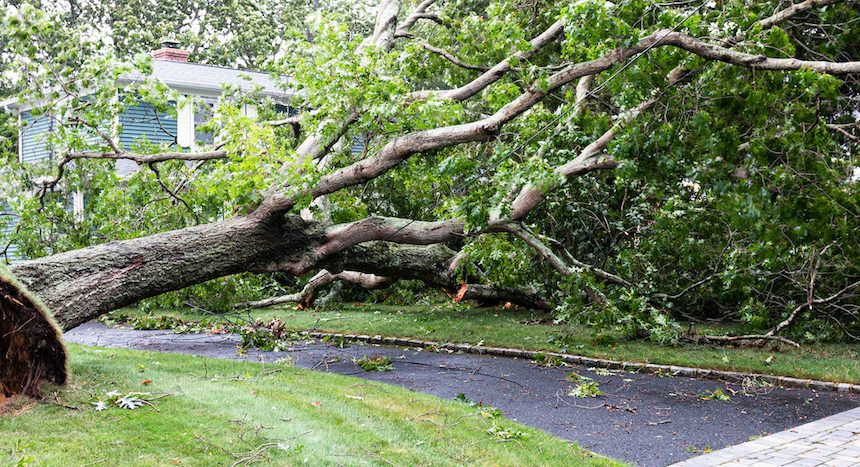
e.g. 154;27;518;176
0;268;66;397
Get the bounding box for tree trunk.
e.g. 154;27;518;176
10;214;321;330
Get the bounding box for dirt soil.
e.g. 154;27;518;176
65;321;860;466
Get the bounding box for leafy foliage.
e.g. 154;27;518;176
92;390;165;412
699;388;731;401
239;319;296;351
567;376;604;398
487;424;530;441
355;354;394;372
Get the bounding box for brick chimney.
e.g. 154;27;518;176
152;39;190;62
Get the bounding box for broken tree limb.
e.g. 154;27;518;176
322;242;551;310
766;279;860;337
692;333;801;348
236;270;394;309
501;223;633;288
757;0;844;29
409;20;565;102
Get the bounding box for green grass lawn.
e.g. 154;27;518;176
0;344;618;466
109;304;860;384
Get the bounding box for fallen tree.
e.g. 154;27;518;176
1;0;859;395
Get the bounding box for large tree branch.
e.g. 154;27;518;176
419;42;491;71
358;0;403;53
394;0;439;37
508;98;655;221
409;20;565;102
758;0;844;29
66;150;228;163
35;149;229;208
292;216;466;273
322;242;550;310
826;121;859;141
267;28;860;217
573;75;595;117
658;29;860;74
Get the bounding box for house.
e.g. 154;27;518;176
1;41;295;263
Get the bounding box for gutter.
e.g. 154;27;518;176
0;98;19;112
116;76;295;101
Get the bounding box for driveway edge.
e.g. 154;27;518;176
301;331;860;394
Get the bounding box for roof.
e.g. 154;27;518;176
120;59;293;100
1;59;293;111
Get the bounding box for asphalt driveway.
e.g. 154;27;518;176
65;322;859;466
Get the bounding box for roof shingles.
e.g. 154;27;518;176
121;60;292;99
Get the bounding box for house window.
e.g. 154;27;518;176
193;100;216;146
177;97;217;149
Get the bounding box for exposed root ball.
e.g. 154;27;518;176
0;270;66;397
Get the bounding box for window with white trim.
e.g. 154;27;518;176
177;96;217;149
194;100;215;146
